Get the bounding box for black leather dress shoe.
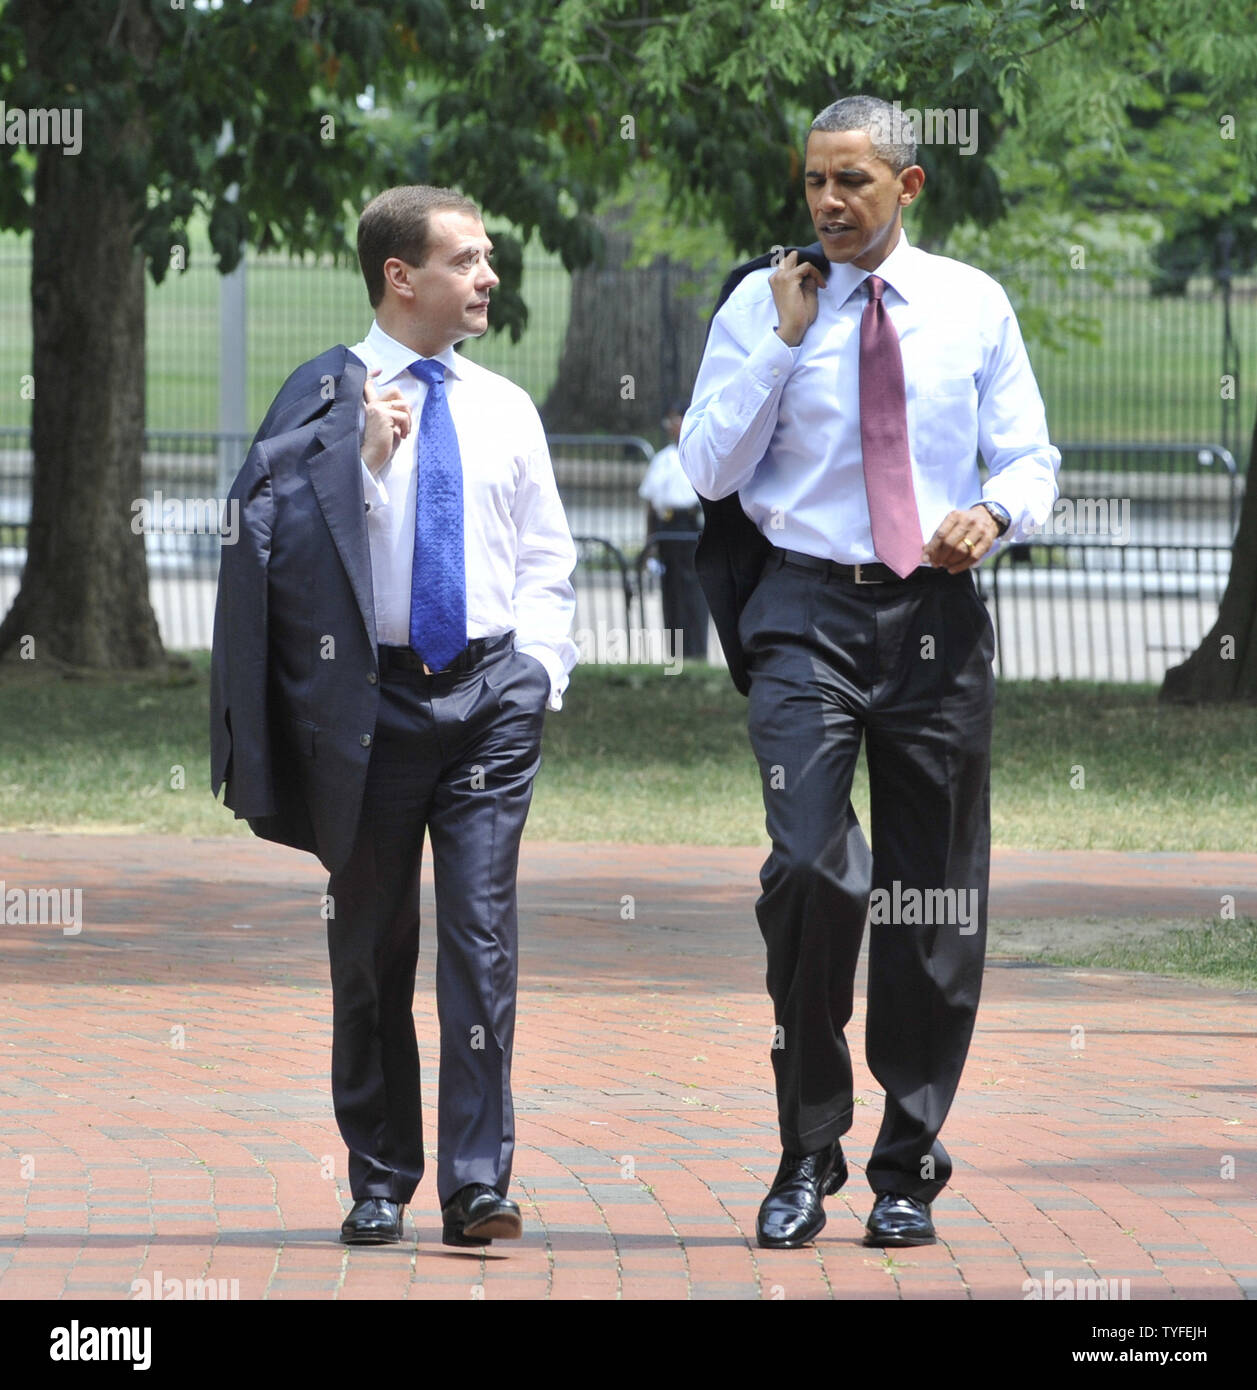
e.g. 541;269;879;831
441;1184;523;1247
340;1197;405;1245
863;1192;936;1247
755;1140;848;1248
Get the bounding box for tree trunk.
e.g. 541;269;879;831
542;211;717;436
1160;406;1257;702
0;2;164;668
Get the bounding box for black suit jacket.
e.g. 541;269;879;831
692;243;827;695
210;345;381;874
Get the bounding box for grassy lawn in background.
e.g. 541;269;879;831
0;229;572;435
3;660;1252;988
0;227;1251;461
1032;918;1257;992
0;658;1253;852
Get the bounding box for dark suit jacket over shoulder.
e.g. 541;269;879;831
211;345;379;874
693;244;826;696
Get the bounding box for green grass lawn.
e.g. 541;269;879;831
1033;918;1257;992
0;229;572;435
0;659;1253;851
0;227;1250;462
4;660;1252;987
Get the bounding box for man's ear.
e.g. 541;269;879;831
898;165;925;207
382;257;415;301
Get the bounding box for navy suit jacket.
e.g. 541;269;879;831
210;345;381;874
693;243;827;695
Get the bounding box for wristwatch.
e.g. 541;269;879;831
975;500;1011;536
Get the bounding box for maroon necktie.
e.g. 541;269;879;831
859;275;924;577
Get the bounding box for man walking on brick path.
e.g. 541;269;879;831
681;95;1058;1249
212;185;577;1249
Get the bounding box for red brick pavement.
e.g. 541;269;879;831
1;833;1254;1303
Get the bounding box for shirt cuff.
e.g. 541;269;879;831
747;326;799;388
517;643;569;711
361;459;390;511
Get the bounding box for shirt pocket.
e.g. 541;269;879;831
909;375;978;470
457;434;520;525
914;374;976;402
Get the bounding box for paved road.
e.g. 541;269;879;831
1;833;1254;1302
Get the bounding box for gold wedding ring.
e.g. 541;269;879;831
961;537;975;552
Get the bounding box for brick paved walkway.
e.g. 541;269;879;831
1;833;1254;1302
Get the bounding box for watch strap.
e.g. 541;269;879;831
977;500;1011;535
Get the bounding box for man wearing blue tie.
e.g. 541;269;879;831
211;186;578;1248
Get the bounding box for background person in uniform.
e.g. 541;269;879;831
211;185;577;1250
680;96;1059;1250
639;400;709;662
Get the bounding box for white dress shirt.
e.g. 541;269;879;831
639;443;702;513
679;232;1060;562
350;321;578;708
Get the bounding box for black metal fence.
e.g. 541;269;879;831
980;441;1241;680
0;429;248;650
1;237;1253;467
983;542;1232;682
0;427;662;653
0;425;1243;680
2;230;1253;677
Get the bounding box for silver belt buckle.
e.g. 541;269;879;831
852;563;883;585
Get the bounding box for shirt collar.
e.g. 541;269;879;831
832;229;919;308
363;320;464;384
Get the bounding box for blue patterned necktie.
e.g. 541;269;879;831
407;358;466;671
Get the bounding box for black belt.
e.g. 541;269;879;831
773;548;940;586
378;631;513;676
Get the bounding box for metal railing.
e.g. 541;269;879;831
980;441;1240;681
4;246;1252;467
1043;441;1239;544
1;428;1245;680
546;434;655;553
0;428;660;654
549;435;658;652
983;542;1232;681
571;535;635;646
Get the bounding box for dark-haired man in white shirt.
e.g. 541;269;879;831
212;186;577;1250
681;96;1058;1250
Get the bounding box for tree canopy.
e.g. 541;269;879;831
0;0;1255;679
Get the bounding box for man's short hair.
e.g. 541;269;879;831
357;185;481;308
808;95;917;173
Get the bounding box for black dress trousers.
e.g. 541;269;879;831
325;639;550;1207
739;550;994;1201
654;509;710;661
